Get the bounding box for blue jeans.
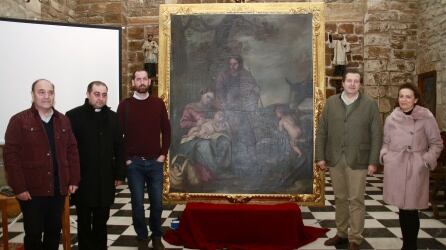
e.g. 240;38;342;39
127;157;164;239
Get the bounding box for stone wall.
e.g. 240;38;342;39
0;0;76;25
325;22;364;72
0;0;41;19
41;0;76;22
75;0;122;25
417;0;446;129
363;0;418;117
124;0;160;95
323;1;365;95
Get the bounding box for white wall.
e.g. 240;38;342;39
0;18;121;143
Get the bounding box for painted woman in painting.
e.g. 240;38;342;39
215;55;260;175
172;89;232;189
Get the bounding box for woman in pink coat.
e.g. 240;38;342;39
380;83;443;250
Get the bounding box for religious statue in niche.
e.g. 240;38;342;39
142;34;159;78
327;32;350;77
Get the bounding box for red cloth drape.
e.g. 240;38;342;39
164;202;329;250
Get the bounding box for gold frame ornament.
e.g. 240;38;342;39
158;3;326;206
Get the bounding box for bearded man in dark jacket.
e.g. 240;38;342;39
66;81;125;250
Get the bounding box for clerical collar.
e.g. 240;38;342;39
341;91;359;106
133;92;149;100
40;109;54;123
95;108;101;112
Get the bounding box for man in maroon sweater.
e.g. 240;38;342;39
117;69;171;250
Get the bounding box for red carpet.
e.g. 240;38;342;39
164;202;329;250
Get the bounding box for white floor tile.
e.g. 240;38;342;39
365;199;384;206
366;237;402;250
8;221;24;232
108;247;138;250
108;216;133;225
161;210;171;218
420;219;446;228
368;212;399;220
300;206;311;212
437;238;446;246
364;219;385;228
311;212;335;220
115;197;132;204
122;226;137;236
369;194;384;200
418;229;434;238
9;233;25;243
173;204;186;211
365;186;381;191
324;194;335;200
385;205;399;212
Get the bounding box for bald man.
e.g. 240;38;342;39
3;79;80;250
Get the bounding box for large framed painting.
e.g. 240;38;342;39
158;3;326;205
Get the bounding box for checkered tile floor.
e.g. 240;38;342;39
4;173;446;249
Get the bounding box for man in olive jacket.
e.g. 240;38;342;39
66;81;125;250
315;70;382;250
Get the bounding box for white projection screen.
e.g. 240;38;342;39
0;18;121;144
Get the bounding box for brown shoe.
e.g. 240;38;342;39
324;235;349;246
137;239;149;250
348;242;360;250
152;237;165;250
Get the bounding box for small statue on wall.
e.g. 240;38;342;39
142;34;159;78
327;32;350;77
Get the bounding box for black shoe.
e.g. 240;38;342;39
152;237;165;250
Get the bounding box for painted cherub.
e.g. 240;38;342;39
274;104;303;157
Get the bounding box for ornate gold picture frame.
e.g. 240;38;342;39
158;3;326;206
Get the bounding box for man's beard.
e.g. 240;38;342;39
135;85;149;93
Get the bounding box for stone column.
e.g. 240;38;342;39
364;0;417;116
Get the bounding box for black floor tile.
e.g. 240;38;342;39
422;228;446;238
417;238;446;250
107;225;130;235
363;228;396;238
113;210;133;217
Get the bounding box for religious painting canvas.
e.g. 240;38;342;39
158;3;326;205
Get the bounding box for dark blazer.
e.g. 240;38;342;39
4;105;80;196
66;100;125;206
